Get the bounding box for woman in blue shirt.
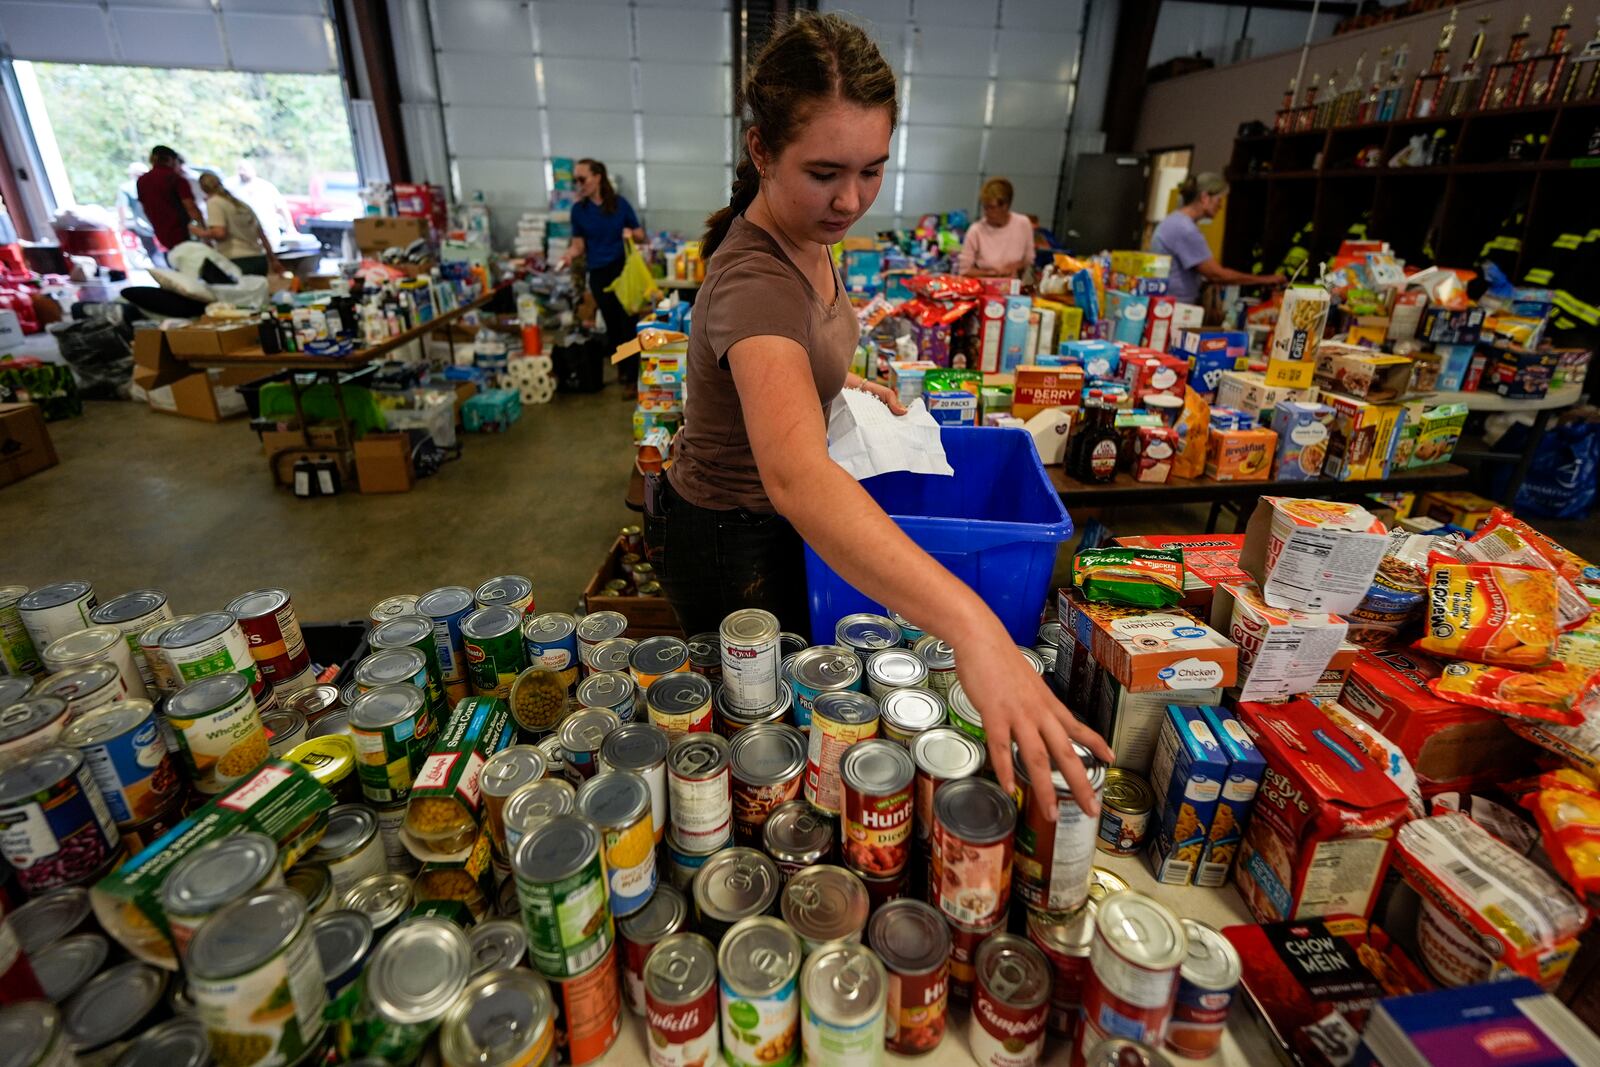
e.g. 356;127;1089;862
562;158;645;386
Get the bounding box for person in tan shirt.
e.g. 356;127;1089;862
651;13;1110;818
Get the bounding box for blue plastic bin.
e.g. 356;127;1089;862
805;427;1072;645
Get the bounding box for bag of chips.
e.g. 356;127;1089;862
1172;386;1209;479
1429;660;1595;726
1071;546;1185;608
1416;563;1560;667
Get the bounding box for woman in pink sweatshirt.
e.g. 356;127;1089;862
959;176;1036;278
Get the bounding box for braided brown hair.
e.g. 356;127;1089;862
702;13;897;259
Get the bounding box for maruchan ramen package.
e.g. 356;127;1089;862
1071;546;1185;608
1417;563;1560;668
1429;660;1595;726
1523;783;1600;907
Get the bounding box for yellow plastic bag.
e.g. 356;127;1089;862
605;238;660;315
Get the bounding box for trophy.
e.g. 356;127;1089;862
1334;54;1366;126
1378;44;1409;121
1521;5;1575;107
1295;73;1321;132
1445;16;1492;115
1562;14;1600;101
1315;68;1341;128
1479;14;1533;109
1358;46;1391;124
1274;76;1297;133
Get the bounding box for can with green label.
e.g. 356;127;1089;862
511;813;613;978
460;606;527;700
347;685;432;805
367;614;449;719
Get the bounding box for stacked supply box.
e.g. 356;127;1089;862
1149;705;1231;886
1194;705;1267;888
623;329;687;444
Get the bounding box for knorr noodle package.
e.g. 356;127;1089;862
1416;563;1559;668
1072;546;1184;608
1430;661;1597;726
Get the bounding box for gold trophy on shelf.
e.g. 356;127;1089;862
1445;15;1492;116
1334;54;1366;126
1274;76;1298;133
1407;7;1457;118
1479;14;1534;109
1521;5;1575;107
1562;14;1600;101
1315;68;1341;128
1378;43;1409;120
1295;72;1321;131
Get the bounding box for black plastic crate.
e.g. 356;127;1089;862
302;620;369;688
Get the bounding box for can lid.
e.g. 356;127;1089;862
185;888;307;981
668;732;730;777
63;961;167;1050
368;615;436;651
285;863;333;913
811;691;879;727
762;800;834;862
19;580;92;611
0;677;31;707
839;738;914;795
693;847;779;923
913;635;957;670
43;625;122;663
717;916;799;997
1103;768;1154;813
599;721;669;772
0;696;70;746
576;769;651;829
558;707;620;754
89;589;167;627
685;633;719;668
313;909;375;981
502;778;576;839
1017;646;1046;675
975;933;1050;1010
880;688;945;734
460;605;523;641
866;899;951;973
780;866;869;943
12;886;92;956
1095;891;1186;971
618;883;687;945
0;1003;63;1067
313;804;379;861
439;968;553;1067
112;1015;210;1067
165;671;251;718
34;663;121;705
1089;867;1130;904
307;708;351;740
369;595;420;623
32;932;110;1002
1037;621;1064;648
801;942;887;1027
524;612;578;644
729;722;806;786
643;931;715;1003
261;706;307;743
589;638;634;672
161;831;279;917
721;608;780;646
1026;898;1096;956
479;745;548;799
865;648;926;688
160;611;235;648
646;673;712;715
576;611;629;643
931;777;1016;845
578;671;637;711
512;813;600;884
0;748;83;806
630;636;689;676
353;647;428;688
1179;918;1242;989
348;684;426;730
788;646;861;691
416;586;474;618
1011;740;1106;798
474;575;532;607
59;700;154;748
467;918;527;977
225;588;289;621
835;615;902;650
341;872;415;923
365;917;472;1024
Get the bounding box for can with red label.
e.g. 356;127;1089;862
550;940;624;1065
647;673;715;738
644;931;720;1067
1082;891;1184;1047
804;692;879;815
867;898;949;1056
910;727;984;844
969;933;1051;1067
618;884;688;1017
859;867;908;912
840;739;914;881
1166;919;1240;1059
1027;900;1096;1039
1012;740;1104;917
668;733;732;852
929;777;1016;930
946;919;999;1001
227;588;311;691
729;723;806;847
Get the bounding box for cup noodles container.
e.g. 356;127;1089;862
1147;705;1230;887
1266;287;1329;389
1239;497;1389;616
1081;891;1185;1047
1232;700;1409;923
1393;812;1589;990
1203;428;1276;482
1191;706;1266;889
1210;584;1349;703
1058;589;1236;695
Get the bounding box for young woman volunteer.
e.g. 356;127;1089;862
650;13;1110;815
561;159;646;386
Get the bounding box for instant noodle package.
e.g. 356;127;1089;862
1417;562;1561;668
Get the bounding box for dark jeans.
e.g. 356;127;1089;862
588;260;638;385
649;475;811;640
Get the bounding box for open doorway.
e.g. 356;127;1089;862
1142;146;1193;249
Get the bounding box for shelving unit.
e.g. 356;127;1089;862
1223;100;1600;280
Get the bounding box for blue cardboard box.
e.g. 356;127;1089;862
1103;290;1150;346
462;388;521;432
1194;705;1267;887
1148;704;1232;886
1060;339;1121;379
1000;295;1033;372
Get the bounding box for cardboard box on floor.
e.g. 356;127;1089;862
165;322;259;358
0;403;58;488
354;433;414;493
582;537;680;637
144;366;258;422
132;328;188;392
354;216;430;254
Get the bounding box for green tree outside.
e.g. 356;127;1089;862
30;63;355;209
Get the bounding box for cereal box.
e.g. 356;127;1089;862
1240;497;1389;615
1211;583;1350;703
1058;588;1237;694
1088;676;1224;776
1267;287;1330;388
1194;705;1266;888
1322;394;1406;481
1272;400;1333;480
1204;427;1276;481
926;390;978;426
1233;700;1408;922
1313;349;1414;401
1148;704;1231;886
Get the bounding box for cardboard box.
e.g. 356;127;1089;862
1091;677;1223;776
1266;287;1330;388
268;448;352;491
164;322;259;358
1418;490;1497;531
1484;345;1559;400
1011;364;1084;420
0;403;57;488
1419;305;1484;346
1059;588;1237;694
1314;350;1414;401
1323;393;1405;481
1194;705;1267;888
1103;290;1149;346
354;215;431;254
1271;400;1333;480
1148;704;1232;886
355;433;414;493
1204;427;1276;481
1393;401;1466;470
131;328;188;392
1142;295;1177;351
583;538;679;636
145;367;257;422
1176;331;1249;400
1214;371;1316;428
1212;584;1349;703
1233;700;1409;922
1114;534;1249;611
1240;497;1388;615
1000;294;1033;371
1121;350;1188;402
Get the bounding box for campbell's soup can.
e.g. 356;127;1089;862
1166;919;1240;1059
1013;740;1105;917
929;777;1016;930
1027;900;1096;1039
1082;892;1185;1047
618;884;688;1016
227;589;311;691
868;899;949;1055
840;739;914;880
719;608;780;712
644;931;719;1067
969;933;1051;1067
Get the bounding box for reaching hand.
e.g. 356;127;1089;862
854;379;908;415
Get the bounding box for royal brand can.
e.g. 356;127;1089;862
841;739;915;880
586;638;634;677
598;722;668;844
780;865;869;954
0;749;120;894
644;931;718;1067
911;636;957;697
692;846;779;945
630;637;690;691
801;941;887;1065
719;609;781;712
577;670;637;721
417;586;475;703
474;574;536;616
58;699;179;825
226;589;310;691
835;614;902;664
718;916;801;1067
618;883;689;1016
459;606;527;700
139;616;190;697
439;967;556;1067
685;632;721;682
785;645;862;732
310;804;387;894
559;706;620;783
160;832;283;958
728;722;806;846
1013;740;1105;916
865;648;928;701
665;826;722;894
970;933;1051;1067
762;800;835;878
878;688;945;747
43;625;146;701
368;594;419;628
60;959;169;1057
577;612;629;661
346;684;432;805
186;888;326;1067
889;613;925;646
350;916;472;1064
0;586;41;678
646;673;713;738
340;872;415;937
260;707;307;758
930;777;1016;930
367;614;449;718
33;662;127;721
1028;900;1096;1039
667;732;732;852
869;898;950;1055
18;581;96;655
715;681;792;736
524;612;581;692
313;909;375;998
512;813;613;978
163;672;269;795
160;612;267;701
479;744;547;854
501;778;575;859
946;681;985;742
0;696;71;765
576;770;657;917
466;918;527;976
549;943;624;1065
509;665;569;737
805;692;878;815
1097;769;1154;856
1082;892;1185;1047
1166;919;1240;1060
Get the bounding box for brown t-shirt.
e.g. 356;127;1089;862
667;216;859;511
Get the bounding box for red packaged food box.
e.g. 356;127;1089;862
1223;917;1432;1067
1116;534;1249;611
1233;700;1409;923
1338;648;1535;787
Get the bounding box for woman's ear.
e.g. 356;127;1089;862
746;127;767;174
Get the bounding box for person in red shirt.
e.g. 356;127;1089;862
136;145;204;259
